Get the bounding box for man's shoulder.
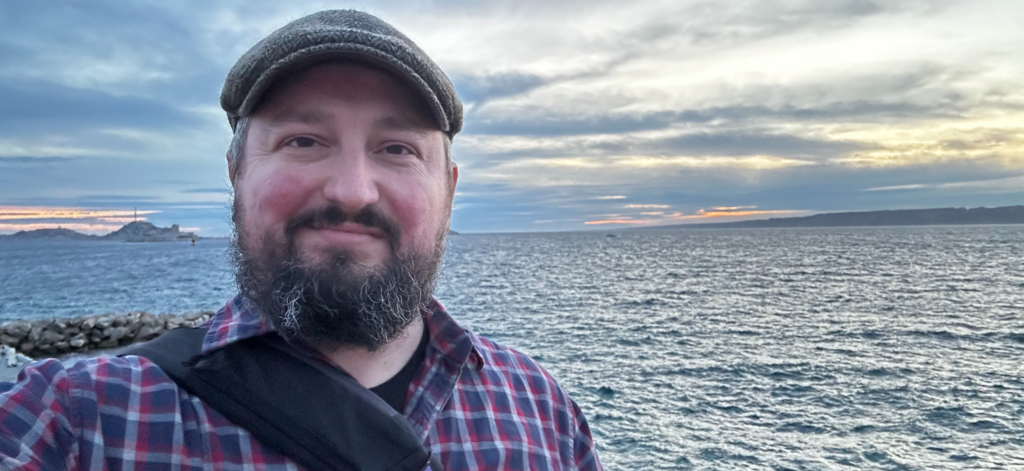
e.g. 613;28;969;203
2;354;177;398
461;330;571;398
467;331;544;369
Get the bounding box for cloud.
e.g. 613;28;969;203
0;0;221;98
0;205;162;234
865;174;1024;193
0;79;196;133
0;207;158;221
181;187;232;194
584;219;654;225
613;155;817;169
668;208;800;220
865;184;929;192
452;72;549;105
2;0;1024;234
581;203;809;227
624;204;670;209
0;156;77;166
0;222;124;234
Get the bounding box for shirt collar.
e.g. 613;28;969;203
202;294;484;370
422;298;485;371
201;295;274;354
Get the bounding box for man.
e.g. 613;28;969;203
0;10;602;471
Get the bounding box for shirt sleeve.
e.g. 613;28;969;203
570;398;603;471
0;359;79;471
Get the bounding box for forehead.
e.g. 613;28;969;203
251;61;439;130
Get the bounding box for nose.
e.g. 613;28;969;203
321;146;380;214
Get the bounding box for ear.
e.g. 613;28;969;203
448;163;459;201
227;152;237;186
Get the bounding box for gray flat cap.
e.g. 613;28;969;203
221;10;462;136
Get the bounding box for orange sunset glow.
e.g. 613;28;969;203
672;209;798;220
583;206;804;226
0;206;161;235
584;219;656;225
0;207;158;221
0;222;126;233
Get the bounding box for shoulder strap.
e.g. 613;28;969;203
122;328;438;471
121;326;206;379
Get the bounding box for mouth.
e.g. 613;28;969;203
308;221;387;240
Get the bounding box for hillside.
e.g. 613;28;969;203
3;228;98;240
1;221;196;242
646;206;1024;230
100;221;194;242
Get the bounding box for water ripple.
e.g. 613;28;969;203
4;225;1024;469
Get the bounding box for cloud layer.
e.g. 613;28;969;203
2;0;1022;234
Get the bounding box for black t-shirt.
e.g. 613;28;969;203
369;326;429;413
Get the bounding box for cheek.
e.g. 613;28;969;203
386;179;447;248
239;167;312;232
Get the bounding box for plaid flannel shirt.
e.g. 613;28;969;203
0;296;602;470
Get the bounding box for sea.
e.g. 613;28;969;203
1;225;1023;470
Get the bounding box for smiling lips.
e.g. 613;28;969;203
308;221;386;241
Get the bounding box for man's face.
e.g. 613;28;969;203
230;62;457;350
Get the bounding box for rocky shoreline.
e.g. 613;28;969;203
0;311;214;358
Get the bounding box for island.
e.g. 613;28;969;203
1;221;198;242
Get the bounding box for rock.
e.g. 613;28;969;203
95;315;115;330
3;321;32;339
18;342;34;354
27;326;43;343
81;317;96;330
36;345;57;357
68;317;84;328
140;313;157;326
53;319;68;330
97;339;119;349
134;325;164;342
103;327;127;342
112;316;126;328
184;311;204;321
64;327;81;336
69;337;87;349
39;330;64;346
54;341;70;353
0;334;19;347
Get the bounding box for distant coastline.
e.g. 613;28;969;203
0;221;198;242
640;205;1024;230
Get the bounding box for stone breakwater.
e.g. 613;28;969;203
0;311;214;358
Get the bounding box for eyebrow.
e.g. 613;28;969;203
372;116;433;138
266;109;336;127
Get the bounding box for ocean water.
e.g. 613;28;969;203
2;225;1023;470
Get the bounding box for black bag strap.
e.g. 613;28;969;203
123;328;440;471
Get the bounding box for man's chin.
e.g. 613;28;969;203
232;239;442;351
293;233;391;270
294;248;392;280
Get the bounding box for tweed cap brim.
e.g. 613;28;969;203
221;10;462;137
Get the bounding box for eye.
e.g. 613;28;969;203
287;137;317;148
384;144;413;155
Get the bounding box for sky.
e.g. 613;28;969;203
1;0;1022;235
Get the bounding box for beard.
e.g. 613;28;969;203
230;199;446;352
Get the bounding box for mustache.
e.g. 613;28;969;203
284;204;401;250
